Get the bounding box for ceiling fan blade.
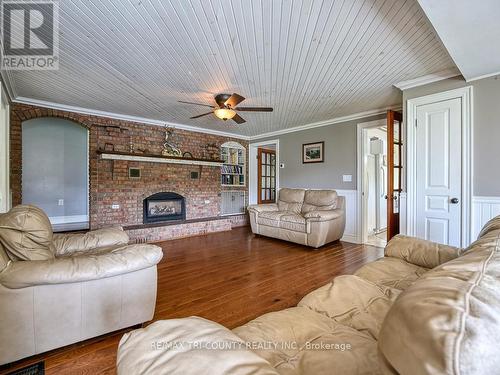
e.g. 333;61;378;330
190;112;213;119
224;93;245;108
178;100;214;108
232;113;246;124
234;107;273;112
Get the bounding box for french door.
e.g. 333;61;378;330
387;110;403;241
257;148;276;204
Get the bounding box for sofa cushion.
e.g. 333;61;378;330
233;306;380;375
0;243;10;272
378;232;500;375
354;257;428;291
298;275;400;340
118;317;278;375
257;212;290;228
301;190;338;214
0;205;55;261
279;214;307;233
384;234;462;269
53;227;129;256
277;188;305;214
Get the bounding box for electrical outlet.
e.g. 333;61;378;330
58;199;64;206
204;200;210;204
343;175;352;182
111;204;120;209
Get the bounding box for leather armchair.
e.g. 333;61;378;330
0;205;163;365
248;188;345;248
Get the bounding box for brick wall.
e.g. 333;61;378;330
10;103;249;231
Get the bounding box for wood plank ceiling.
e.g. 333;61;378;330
6;0;457;137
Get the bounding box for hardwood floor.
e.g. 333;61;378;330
1;227;383;375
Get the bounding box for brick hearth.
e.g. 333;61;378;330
10;103;249;238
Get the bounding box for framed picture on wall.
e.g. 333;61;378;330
302;141;324;163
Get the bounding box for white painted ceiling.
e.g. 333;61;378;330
5;0;457;137
418;0;500;81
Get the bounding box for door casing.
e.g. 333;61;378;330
406;86;473;247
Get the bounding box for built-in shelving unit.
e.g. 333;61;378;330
220;142;246;186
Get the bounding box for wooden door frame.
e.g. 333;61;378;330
387;110;402;241
257;148;276;204
357;118;388;244
406;86;473;247
248;139;280;205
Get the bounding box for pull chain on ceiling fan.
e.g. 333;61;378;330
178;93;273;124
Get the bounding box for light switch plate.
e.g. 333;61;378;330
343;174;352;182
58;199;64;206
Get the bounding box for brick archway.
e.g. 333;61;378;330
10;103;93;207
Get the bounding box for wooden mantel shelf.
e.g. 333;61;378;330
97;150;224;167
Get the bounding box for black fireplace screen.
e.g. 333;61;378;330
143;192;185;223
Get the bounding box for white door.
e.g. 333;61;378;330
415;98;462;246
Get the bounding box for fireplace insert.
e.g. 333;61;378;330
143;192;186;223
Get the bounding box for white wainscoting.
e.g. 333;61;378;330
335;189;359;243
471;196;500;240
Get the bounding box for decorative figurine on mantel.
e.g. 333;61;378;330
162;126;182;157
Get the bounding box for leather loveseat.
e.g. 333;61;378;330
248;188;346;248
0;205;163;365
117;215;500;374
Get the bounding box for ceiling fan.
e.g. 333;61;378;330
178;93;273;124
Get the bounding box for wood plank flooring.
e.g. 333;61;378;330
1;227;383;375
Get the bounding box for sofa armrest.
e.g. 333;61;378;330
53;227;129;255
117;317;278;375
247;203;279;213
304;209;344;222
0;244;163;289
385;235;462;269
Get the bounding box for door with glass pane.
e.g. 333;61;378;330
257;148;276;204
387;110;403;241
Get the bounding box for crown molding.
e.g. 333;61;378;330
248;105;401;140
393;69;461;91
465;70;500;83
13;96;403;141
12;96;250;140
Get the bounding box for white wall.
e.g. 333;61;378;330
22;118;88;224
0;85;9;213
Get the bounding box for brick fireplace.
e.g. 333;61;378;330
10;103;249;241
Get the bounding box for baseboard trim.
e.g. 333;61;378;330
340;234;359;244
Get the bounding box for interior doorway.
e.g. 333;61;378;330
359;120;389;247
248;139;280;205
257;147;277;204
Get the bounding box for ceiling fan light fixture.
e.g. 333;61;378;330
214;108;236;120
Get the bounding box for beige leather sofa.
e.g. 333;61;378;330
117;215;500;374
248;188;345;248
0;205;163;365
